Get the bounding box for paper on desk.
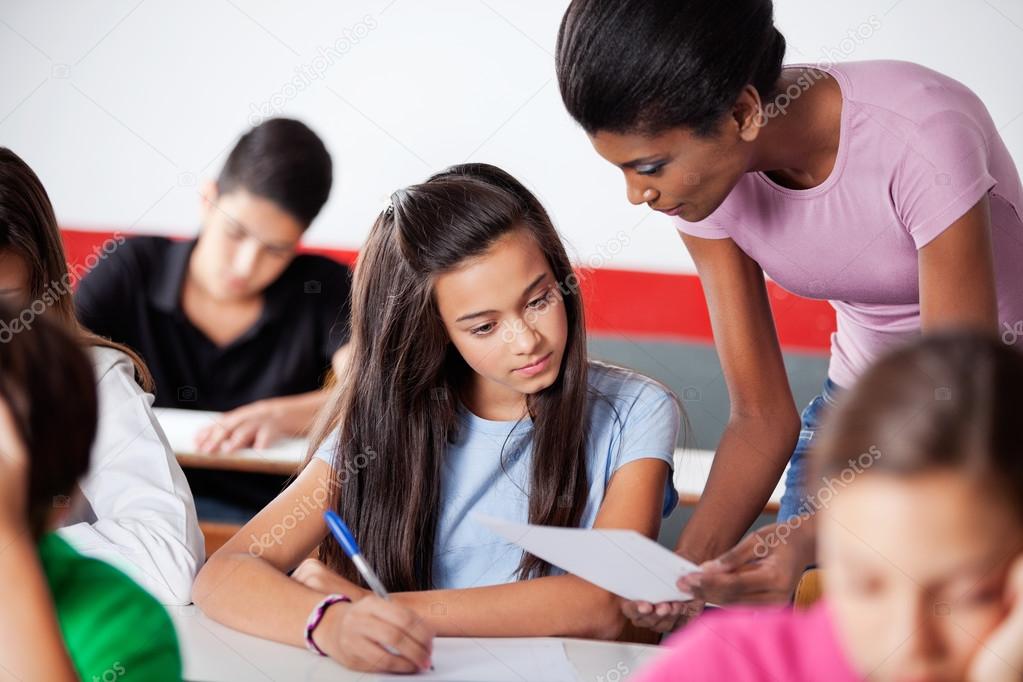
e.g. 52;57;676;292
153;407;308;461
477;514;699;603
374;638;577;682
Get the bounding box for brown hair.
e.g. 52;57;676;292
313;163;593;590
0;300;97;539
0;147;153;390
813;332;1023;518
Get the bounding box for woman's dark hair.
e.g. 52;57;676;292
556;0;786;136
813;333;1023;519
312;163;592;590
217;118;332;227
0;300;97;540
0;147;153;390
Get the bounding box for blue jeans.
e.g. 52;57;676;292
777;379;843;521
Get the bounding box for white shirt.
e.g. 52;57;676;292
57;346;205;605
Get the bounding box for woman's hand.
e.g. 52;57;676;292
968;555;1023;682
0;397;29;529
680;521;813;605
292;558;368;599
620;598;705;633
620;521;812;634
315;596;434;673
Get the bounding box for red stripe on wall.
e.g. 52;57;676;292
61;228;835;352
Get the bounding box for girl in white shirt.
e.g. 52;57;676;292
0;147;204;604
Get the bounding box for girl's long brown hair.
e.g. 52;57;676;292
0;147;153;390
313;163;592;590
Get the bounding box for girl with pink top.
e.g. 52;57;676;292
556;0;1023;627
633;333;1023;682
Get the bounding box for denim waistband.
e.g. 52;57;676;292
821;377;844;407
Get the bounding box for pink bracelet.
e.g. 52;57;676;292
305;593;351;656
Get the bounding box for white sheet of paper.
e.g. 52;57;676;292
374;638;577;682
476;514;699;603
153;407;308;462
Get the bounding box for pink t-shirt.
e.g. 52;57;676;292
676;60;1023;387
632;602;860;682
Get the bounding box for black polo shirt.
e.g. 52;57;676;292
75;236;352;411
74;236;352;520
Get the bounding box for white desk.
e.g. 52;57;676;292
169;605;662;682
675;449;785;512
154;407;784;510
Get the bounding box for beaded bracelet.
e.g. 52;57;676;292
305;593;351;656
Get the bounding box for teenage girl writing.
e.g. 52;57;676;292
194;163;681;672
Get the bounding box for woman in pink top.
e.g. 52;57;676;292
633;334;1023;682
556;0;1023;627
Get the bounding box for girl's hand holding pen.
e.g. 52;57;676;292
312;594;434;673
304;511;435;673
293;558;434;673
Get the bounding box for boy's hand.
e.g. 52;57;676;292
195;400;288;453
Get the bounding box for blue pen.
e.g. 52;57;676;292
324;510;434;667
324;510;391;599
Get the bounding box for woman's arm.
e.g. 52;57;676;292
192;459;432;672
675;201;1002;612
294;458;671;640
674;234;801;563
622;234;807;630
918;195;998;332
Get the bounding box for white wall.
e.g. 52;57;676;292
2;0;1021;275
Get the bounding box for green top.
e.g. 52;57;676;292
38;533;182;681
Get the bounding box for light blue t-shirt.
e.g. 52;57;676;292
315;362;680;589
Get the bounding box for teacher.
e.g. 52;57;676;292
556;0;1023;629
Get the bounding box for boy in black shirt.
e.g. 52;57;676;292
76;118;350;520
